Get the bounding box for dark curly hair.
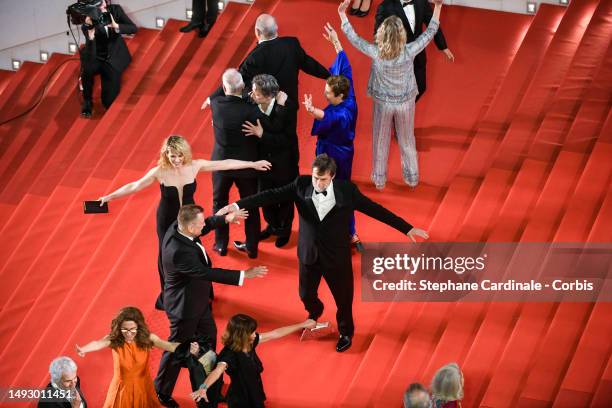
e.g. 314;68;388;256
108;306;153;350
221;314;258;352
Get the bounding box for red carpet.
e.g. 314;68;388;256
0;0;611;406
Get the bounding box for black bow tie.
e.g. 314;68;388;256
315;190;328;196
402;0;413;6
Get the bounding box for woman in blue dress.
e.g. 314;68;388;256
303;23;362;251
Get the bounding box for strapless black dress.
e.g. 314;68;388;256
155;180;197;309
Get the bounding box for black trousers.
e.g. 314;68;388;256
299;252;354;337
155;307;217;396
212;173;260;251
81;58;122;108
259;175;296;238
191;0;218;25
414;61;427;102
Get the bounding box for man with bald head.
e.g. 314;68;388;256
205;14;329;243
209;69;263;258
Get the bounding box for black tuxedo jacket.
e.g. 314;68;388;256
212;37;329;104
374;0;447;67
236;176;413;265
37;378;87;408
80;4;137;73
210;95;262;178
258;99;299;180
161;219;241;320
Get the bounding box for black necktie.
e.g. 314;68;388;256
315;190;328;197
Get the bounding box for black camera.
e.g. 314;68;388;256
67;0;111;27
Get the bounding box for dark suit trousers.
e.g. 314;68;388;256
81;58;122;108
414;59;426;102
299;253;354;337
212;173;260;251
191;0;218;25
155;307;217;396
259;175;296;238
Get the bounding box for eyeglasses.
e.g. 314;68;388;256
120;328;138;334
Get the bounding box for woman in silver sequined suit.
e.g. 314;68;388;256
338;0;443;189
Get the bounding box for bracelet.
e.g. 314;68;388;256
199;383;208;391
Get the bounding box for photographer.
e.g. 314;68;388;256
79;0;137;117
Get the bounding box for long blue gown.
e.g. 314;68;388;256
311;50;358;235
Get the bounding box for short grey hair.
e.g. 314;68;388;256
49;356;77;385
222;68;244;94
403;383;432;408
255;14;278;39
431;363;464;402
252;74;279;98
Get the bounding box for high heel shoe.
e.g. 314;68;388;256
349;0;362;15
354;0;371;17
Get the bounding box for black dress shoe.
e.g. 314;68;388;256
179;21;202;33
275;235;290;248
213;245;227;256
81;100;92;118
198;23;213;38
349;0;362;15
259;227;273;240
157;393;179;408
336;335;352;352
355;9;370;17
233;241;257;259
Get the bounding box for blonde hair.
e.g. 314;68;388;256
431;363;464;402
158;135;193;169
375;16;407;60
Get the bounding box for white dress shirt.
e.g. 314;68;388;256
178;230;244;286
258;98;275;116
403;2;416;34
311;181;336;221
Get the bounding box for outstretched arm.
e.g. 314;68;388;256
191;363;228;403
259;319;316;344
339;0;377;58
422;0;452;60
98;166;158;204
407;0;443;57
150;333;180;352
75;336;110;357
296;37;331;79
218;178;298;214
194;158;271;172
352;184;428;241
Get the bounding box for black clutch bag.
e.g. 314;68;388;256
83;201;108;214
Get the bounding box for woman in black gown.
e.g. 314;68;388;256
191;314;316;407
97;135;271;308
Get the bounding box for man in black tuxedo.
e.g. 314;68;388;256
375;0;453;101
209;69;263;258
38;356;86;408
204;14;329;155
220;154;429;352
80;0;137;117
240;74;298;249
179;0;217;38
155;204;267;407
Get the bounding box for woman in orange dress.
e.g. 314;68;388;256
76;306;194;407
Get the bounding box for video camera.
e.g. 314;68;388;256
66;0;111;27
